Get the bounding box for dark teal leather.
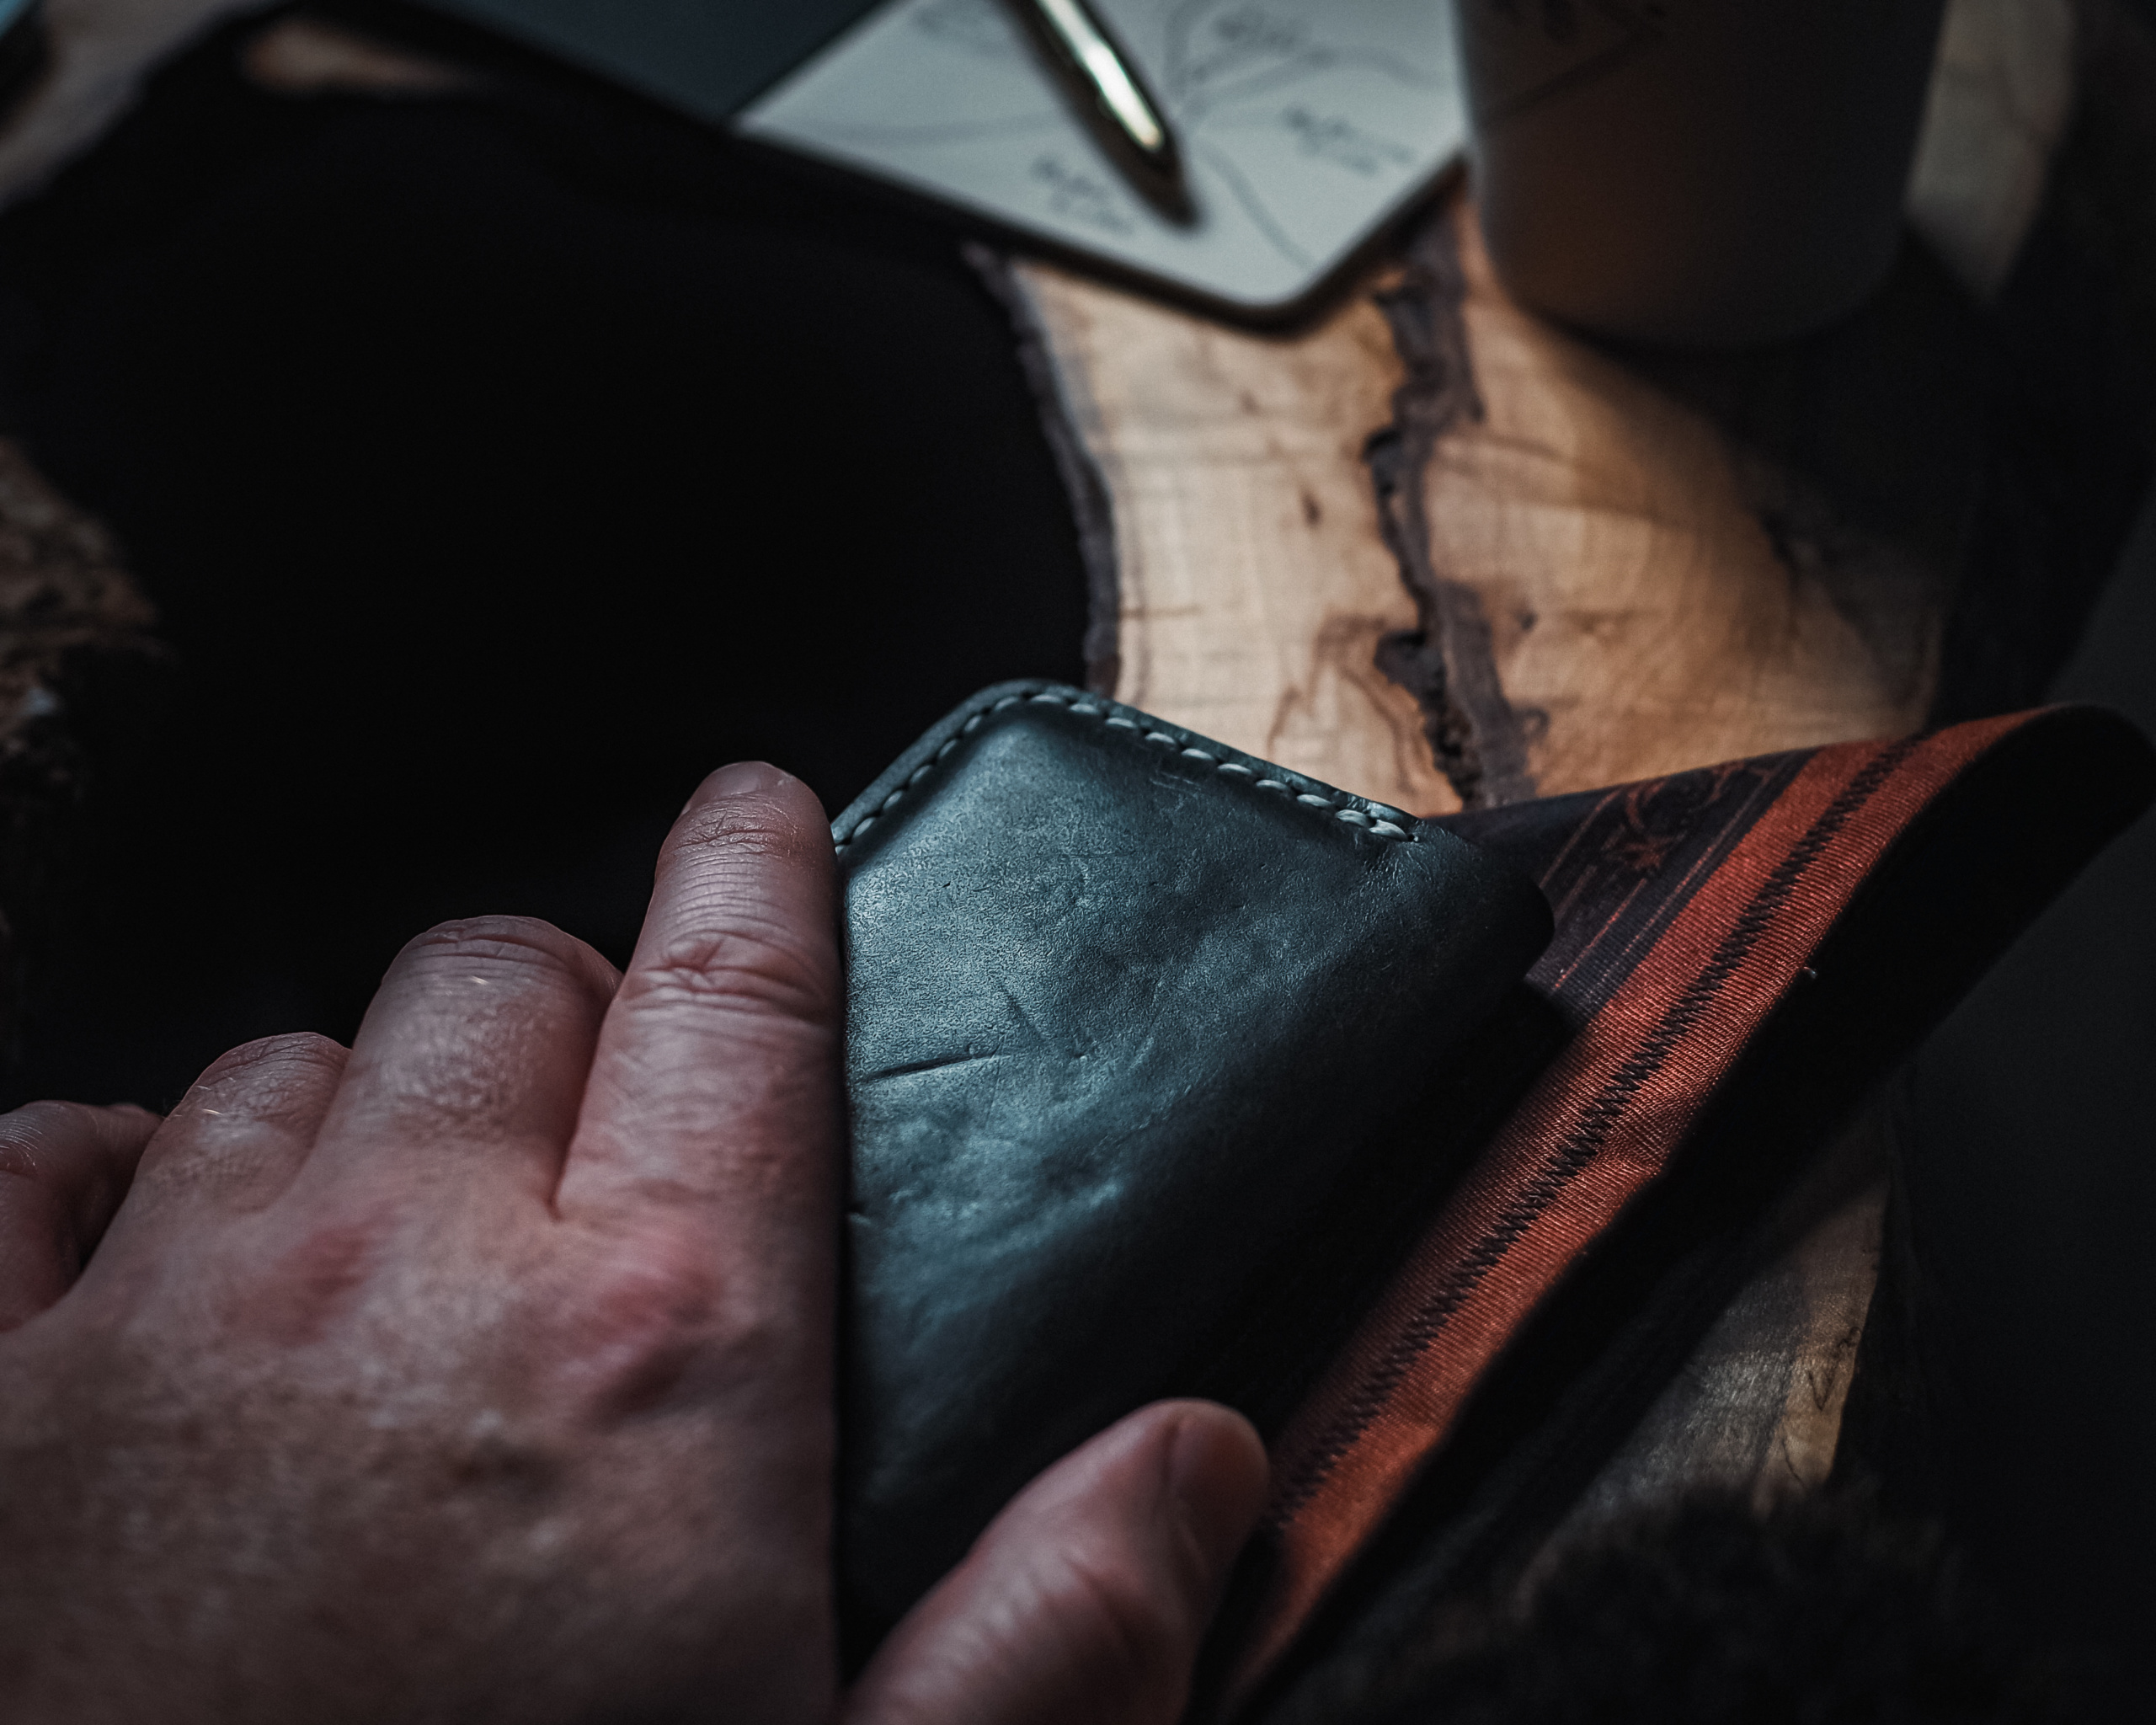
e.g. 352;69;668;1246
833;681;1552;1649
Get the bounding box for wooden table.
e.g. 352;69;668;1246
994;0;2095;814
974;0;2154;1539
6;0;2153;1589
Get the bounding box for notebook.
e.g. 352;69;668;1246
408;0;1467;316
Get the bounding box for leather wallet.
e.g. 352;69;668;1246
831;681;1553;1652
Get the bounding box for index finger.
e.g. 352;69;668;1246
558;762;842;1268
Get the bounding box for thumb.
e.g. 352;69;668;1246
845;1401;1269;1725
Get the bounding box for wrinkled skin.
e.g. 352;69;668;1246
0;764;1268;1724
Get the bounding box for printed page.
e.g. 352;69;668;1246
737;0;1465;312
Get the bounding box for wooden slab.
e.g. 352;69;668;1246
1001;0;2084;813
1016;193;1990;811
988;0;2082;1557
1008;251;1465;816
1553;1171;1888;1540
1403;200;1945;802
0;0;2109;1573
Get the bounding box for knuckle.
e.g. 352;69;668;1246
402;915;592;973
193;1031;348;1089
0;1103;150;1258
620;924;837;1029
0;1100;99;1180
392;917;617;1007
171;1033;348;1132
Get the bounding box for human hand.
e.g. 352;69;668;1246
0;764;1267;1724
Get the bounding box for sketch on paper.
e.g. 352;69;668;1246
739;0;1466;309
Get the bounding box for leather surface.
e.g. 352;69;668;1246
834;681;1551;1647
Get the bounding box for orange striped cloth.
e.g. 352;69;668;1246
1216;706;2154;1719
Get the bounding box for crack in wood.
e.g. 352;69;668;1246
1365;212;1540;809
964;243;1123;696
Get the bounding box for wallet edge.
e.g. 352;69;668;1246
830;680;1433;861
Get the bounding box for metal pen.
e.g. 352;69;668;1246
1015;0;1182;188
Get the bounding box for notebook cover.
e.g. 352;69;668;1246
413;0;881;120
387;0;1468;318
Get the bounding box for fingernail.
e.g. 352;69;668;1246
686;761;790;812
1166;1407;1271;1576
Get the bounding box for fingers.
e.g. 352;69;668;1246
847;1402;1270;1725
302;916;621;1202
120;1033;350;1223
0;1101;160;1328
558;762;841;1246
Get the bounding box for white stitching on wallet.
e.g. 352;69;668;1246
835;689;1417;852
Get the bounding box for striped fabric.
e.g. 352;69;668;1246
1219;707;2154;1717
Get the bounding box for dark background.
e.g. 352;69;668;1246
0;20;1089;1110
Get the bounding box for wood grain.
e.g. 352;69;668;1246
1403;197;1944;803
1553;1175;1887;1541
1513;1155;1888;1611
995;24;2069;1539
1001;0;2085;809
1009;192;1962;812
1009;251;1465;816
0;0;2109;1578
